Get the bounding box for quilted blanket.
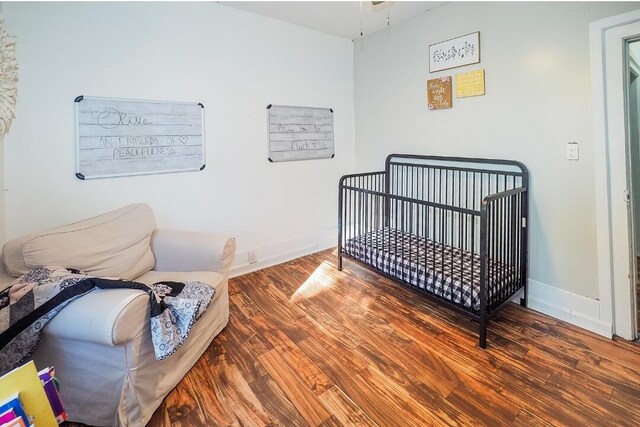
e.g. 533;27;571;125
0;267;215;374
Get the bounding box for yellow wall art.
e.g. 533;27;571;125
456;69;485;98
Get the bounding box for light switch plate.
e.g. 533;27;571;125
567;142;579;161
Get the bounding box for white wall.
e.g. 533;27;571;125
3;2;355;273
354;1;640;300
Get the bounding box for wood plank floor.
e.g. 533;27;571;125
145;249;640;427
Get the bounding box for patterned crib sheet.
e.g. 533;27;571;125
344;228;517;311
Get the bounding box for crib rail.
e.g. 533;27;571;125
478;187;528;346
481;187;528;309
338;171;386;270
338;154;529;349
385;154;527;211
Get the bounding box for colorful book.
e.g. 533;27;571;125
0;396;27;425
0;362;57;427
0;415;27;427
0;408;17;424
38;367;67;423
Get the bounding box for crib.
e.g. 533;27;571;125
338;154;529;348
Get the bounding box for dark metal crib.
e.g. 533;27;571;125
337;154;529;348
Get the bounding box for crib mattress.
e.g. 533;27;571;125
343;228;517;311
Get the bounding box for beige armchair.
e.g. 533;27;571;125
1;204;235;427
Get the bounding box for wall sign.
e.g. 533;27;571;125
456;69;485;98
429;31;480;73
267;104;334;162
427;77;452;110
75;96;205;180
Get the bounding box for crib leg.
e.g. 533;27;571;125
479;317;487;349
338;254;343;271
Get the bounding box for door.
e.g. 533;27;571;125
604;21;640;339
629;41;640;334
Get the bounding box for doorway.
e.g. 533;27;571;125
591;10;640;341
628;39;640;336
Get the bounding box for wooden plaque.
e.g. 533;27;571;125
427;77;452;110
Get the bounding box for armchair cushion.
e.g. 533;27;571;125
3;204;156;280
42;271;224;346
43;288;149;346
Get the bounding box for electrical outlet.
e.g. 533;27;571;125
566;142;579;161
248;251;258;264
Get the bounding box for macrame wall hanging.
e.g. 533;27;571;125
0;13;17;136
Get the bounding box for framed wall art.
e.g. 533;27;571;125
427;76;452;110
267;104;334;162
429;31;480;73
456;69;485;98
75;96;205;179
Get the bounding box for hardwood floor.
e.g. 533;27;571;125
146;249;640;427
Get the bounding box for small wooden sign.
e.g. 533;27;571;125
456;69;485;98
427;76;452;110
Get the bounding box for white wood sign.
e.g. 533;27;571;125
267;104;334;162
75;96;205;179
429;32;480;73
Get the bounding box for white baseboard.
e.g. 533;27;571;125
526;278;613;338
230;229;336;278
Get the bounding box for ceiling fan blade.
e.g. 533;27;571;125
371;1;386;5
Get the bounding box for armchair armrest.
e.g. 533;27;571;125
0;260;16;293
151;229;236;277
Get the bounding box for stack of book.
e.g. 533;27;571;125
0;361;67;427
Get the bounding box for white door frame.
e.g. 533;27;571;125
590;9;640;339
